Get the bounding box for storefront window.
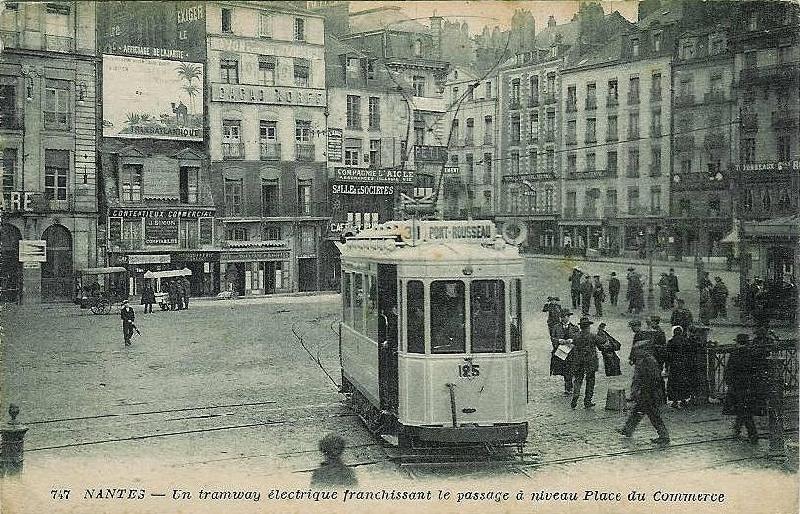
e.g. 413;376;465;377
406;280;424;353
353;273;364;333
431;280;465;354
343;273;352;325
470;280;505;353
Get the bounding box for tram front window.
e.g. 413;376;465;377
471;280;505;353
407;281;425;353
431;280;465;354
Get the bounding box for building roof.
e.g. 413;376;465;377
637;0;685;28
348;6;432;35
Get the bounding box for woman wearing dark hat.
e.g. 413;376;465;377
665;326;692;408
310;433;358;488
722;334;768;444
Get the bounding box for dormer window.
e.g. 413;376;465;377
631;38;640;58
748;13;758;31
653;31;662;53
413;39;422;57
680;40;695;60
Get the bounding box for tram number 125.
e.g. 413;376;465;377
458;362;480;378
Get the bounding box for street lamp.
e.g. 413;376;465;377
646;225;655;315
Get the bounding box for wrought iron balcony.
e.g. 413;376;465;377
260;141;281;161
544;93;557;104
222;142;245;160
296;143;315;161
566;169;613;180
501;172;557;183
528;96;540;107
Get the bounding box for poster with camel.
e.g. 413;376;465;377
102;54;204;141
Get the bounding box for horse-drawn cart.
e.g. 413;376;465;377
74;267;129;315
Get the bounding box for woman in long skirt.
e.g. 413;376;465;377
665;326;693;408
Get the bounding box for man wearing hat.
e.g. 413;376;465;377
569;267;584;310
657;273;670;310
592;275;605;316
570;317;604;409
722;333;767;444
711;276;729;319
542;296;563;338
608;271;620;307
648;316;668;400
550;311;578;395
670;298;693;333
627;318;652;366
580;275;594;316
667;268;680;308
617;341;670;445
120;299;136;347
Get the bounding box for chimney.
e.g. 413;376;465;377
430;14;443;59
548;15;556;28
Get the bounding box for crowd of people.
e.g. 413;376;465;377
139;277;191;313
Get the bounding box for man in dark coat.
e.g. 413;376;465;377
627;318;652;366
665;326;693;408
722;333;768;444
570;317;604;409
667;268;680;308
648;316;668;401
580;275;594;316
550;311;578;395
658;273;671;310
616;343;670;445
310;433;358;488
168;280;179;311
569;268;583;309
711;276;729;319
631;272;645;314
121;299;136;346
592;275;605;316
670;298;693;333
141;283;155;314
181;276;191;309
542;296;563;338
608;272;620;307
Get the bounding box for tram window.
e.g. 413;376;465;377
365;274;378;340
470;280;505;353
343;273;352;325
430;280;465;354
406;280;425;354
509;278;522;351
353;273;365;333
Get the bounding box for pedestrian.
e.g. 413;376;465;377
670;297;693;333
627;318;652;366
176;279;186;310
168;280;179;311
700;271;713;290
542;296;563;338
181;276;191;309
569;267;583;309
667;268;680;308
141;282;155;314
616;342;671;445
658;273;670;310
550;310;578;395
625;267;635;313
722;333;768;444
592;275;605;316
632;272;645;314
597;322;622;376
711;276;729;319
121;299;136;347
310;433;358;488
570;316;604;409
665;326;692;409
698;285;712;325
608;271;620;307
580;275;593;316
648;316;667;401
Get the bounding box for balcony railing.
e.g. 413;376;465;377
45;35;74;53
671;172;728;191
649;166;662;177
566;169;613;180
585;98;597;110
463;136;474;146
528;96;540;107
704;90;727;104
772;111;797;129
501;172;557;183
222;142;245;160
739;62;800;86
296;143;315;161
674;93;695;107
260;141;281;160
603;206;618;217
607;96;619;107
0;112;22;130
606;132;618;142
544;93;557;104
565;135;577;146
584;134;597;144
566;101;577;113
627;93;640;105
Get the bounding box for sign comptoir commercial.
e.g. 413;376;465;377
102;55;204;141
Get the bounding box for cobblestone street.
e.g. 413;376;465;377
1;257;796;513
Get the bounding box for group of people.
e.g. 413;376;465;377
567;268;609;316
567;266;679;317
140;277;191;313
697;272;730;323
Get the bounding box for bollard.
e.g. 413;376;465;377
0;404;28;476
605;388;627;411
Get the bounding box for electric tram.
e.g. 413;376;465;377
336;219;528;450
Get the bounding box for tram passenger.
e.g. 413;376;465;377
430;281;465;353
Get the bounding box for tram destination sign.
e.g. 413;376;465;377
334;167;414;184
418;220;496;241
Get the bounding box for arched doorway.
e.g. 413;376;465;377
41;224;73;302
0;224;22;302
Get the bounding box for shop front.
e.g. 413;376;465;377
220;247;292;296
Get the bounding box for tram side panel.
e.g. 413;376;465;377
340;324;381;407
398;352;528;427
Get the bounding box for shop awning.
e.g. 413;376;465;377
743;214;800;239
143;268;193;279
78;266;127;275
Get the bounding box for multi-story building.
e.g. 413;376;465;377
0;1;98;303
731;2;800;282
560;25;673;255
670;24;737;260
97;1;217;297
323;34;413;287
441;65;498;219
206;2;329;295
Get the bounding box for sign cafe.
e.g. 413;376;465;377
212;84;326;107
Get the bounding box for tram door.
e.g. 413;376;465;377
377;264;398;412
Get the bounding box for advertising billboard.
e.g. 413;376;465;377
103;55;204;141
